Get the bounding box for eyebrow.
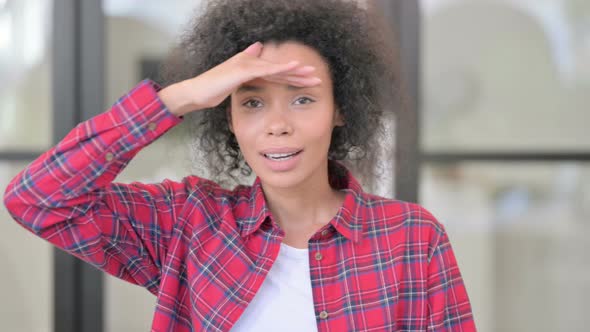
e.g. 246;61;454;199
235;84;311;94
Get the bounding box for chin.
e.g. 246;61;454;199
258;169;307;189
250;150;329;190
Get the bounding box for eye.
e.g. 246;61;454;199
242;99;263;109
293;97;315;105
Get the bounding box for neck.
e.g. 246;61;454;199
260;160;345;232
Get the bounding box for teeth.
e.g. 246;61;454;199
265;151;298;159
267;153;295;158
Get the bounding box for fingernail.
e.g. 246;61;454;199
245;42;261;50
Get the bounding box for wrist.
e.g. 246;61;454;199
158;80;198;117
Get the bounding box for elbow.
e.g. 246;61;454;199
3;178;18;216
3;176;33;230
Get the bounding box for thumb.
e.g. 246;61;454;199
242;42;263;57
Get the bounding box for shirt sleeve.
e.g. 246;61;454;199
2;79;187;294
426;225;477;331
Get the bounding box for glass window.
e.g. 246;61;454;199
422;0;590;152
103;1;199;331
0;0;53;151
0;161;54;332
420;162;590;331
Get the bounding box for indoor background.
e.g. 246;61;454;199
1;0;589;331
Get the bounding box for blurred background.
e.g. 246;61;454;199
0;0;589;331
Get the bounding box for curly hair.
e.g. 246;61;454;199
160;0;402;188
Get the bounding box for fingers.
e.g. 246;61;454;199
263;75;322;87
262;62;317;78
263;65;321;86
270;60;301;75
242;42;263;56
264;67;318;81
288;65;317;75
240;46;322;87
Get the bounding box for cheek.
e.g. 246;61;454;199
231;118;259;152
305;112;337;137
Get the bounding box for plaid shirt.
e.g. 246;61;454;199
3;80;476;331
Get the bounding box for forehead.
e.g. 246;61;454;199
261;41;331;73
233;41;334;94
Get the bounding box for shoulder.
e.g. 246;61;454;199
161;175;253;218
362;193;445;232
360;192;447;257
159;175;255;235
177;175;251;200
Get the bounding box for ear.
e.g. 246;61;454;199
333;107;345;127
226;106;234;133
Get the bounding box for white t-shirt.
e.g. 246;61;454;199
231;242;319;332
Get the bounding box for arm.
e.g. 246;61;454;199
3;80;186;294
426;226;477;331
3;42;322;294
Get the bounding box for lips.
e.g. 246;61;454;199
260;148;303;171
263;150;302;161
260;147;303;155
260;148;303;159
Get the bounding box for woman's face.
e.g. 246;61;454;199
229;41;343;189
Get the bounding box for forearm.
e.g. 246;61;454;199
3;79;182;230
158;79;200;117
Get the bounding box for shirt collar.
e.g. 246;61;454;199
239;160;366;243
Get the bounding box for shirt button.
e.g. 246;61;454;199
315;252;323;261
148;123;157;131
105;152;114;161
321;229;329;236
319;311;329;319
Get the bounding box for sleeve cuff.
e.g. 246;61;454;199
111;79;184;144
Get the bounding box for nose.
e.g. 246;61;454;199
265;109;293;137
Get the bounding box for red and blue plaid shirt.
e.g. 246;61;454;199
3;80;476;331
